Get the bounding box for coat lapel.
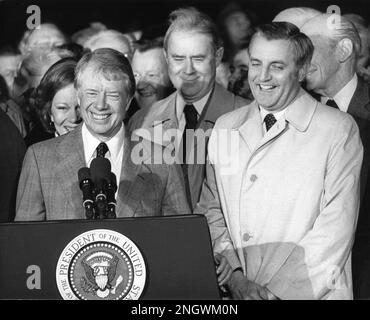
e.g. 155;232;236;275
202;83;239;124
237;102;264;153
259;90;317;149
258;114;288;149
237;90;317;154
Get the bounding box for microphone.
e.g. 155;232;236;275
78;167;95;219
106;172;117;219
90;157;111;219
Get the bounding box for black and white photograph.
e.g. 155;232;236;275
0;0;370;306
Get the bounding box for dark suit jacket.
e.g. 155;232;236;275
346;79;370;235
24;123;54;147
129;83;248;209
15;124;191;221
0;109;26;222
348;79;370;200
337;78;370;299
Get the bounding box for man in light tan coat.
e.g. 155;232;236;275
196;22;362;300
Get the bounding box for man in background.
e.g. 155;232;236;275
84;30;133;61
227;43;253;101
131;38;173;112
301;14;370;299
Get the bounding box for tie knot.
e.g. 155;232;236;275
264;113;277;131
184;104;198;130
325;99;339;109
96;142;109;158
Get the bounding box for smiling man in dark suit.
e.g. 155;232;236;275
15;48;191;221
301;14;370;299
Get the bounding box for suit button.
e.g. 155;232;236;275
243;233;252;242
250;174;257;182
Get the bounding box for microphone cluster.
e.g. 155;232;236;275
78;158;117;219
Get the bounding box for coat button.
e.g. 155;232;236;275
250;174;257;182
243;233;252;242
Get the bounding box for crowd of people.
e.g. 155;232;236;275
1;2;370;300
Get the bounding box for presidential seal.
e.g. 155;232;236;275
56;229;146;300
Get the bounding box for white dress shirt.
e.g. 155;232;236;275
321;73;358;113
82;123;125;193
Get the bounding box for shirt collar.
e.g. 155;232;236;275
321;73;357;112
82;122;125;164
259;105;287;123
175;89;212;122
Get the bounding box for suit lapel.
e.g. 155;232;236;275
143;93;179;147
116;130;151;217
185;85;235;205
55;125;85;214
348;79;370;120
202;83;238;125
153;92;178;128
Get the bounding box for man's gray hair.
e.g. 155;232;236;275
163;7;222;53
302;14;361;58
330;15;362;56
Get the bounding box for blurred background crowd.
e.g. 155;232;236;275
1;0;369;146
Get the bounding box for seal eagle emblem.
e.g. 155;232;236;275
80;251;121;298
56;229;146;300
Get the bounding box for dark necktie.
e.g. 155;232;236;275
181;104;198;207
96;142;109;158
182;104;198;163
325;99;339;109
264;113;277;132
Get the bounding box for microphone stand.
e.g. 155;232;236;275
106;172;117;219
78;167;95;220
90;157;111;219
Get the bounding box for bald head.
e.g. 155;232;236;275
273;7;321;29
84;30;133;61
20;23;66;55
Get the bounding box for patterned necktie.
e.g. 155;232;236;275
96;142;109;158
264;113;277;132
325;99;339;109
